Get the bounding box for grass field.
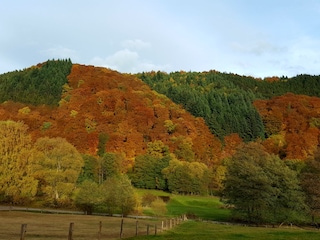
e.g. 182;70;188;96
135;189;231;221
127;220;320;240
166;195;230;221
2;211;319;240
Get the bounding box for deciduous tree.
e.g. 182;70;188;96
77;154;99;183
223;142;307;224
74;180;100;214
162;159;209;194
0;121;38;204
34;137;83;206
130;154;170;190
301;148;320;223
101;175;137;216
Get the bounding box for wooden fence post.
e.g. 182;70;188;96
120;218;124;239
68;222;74;240
98;221;102;240
20;224;27;240
146;225;149;235
135;220;139;236
155;224;157;235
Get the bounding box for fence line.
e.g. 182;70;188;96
18;214;187;239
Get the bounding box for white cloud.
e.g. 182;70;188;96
91;49;139;71
90;48;169;73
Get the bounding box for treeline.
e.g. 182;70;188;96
0;59;72;106
0;120;209;215
136;71;320;141
80;137;211;196
3;120;320;224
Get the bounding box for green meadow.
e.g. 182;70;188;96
135;189;230;221
127;220;320;240
133;190;319;240
166;195;230;221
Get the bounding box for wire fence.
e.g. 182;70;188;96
18;215;187;240
0;207;187;240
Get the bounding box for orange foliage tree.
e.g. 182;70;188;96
254;93;320;160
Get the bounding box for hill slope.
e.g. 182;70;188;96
137;71;320;143
1;61;320;162
0;63;222;166
137;71;320;160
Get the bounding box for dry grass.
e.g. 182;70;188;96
0;211;163;240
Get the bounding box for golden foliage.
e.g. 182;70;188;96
255;93;320;159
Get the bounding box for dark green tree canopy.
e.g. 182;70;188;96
300;148;320;222
223;142;307;224
0;59;72;106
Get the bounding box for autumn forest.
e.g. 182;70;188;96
1;59;320;223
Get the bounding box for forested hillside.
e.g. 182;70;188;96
137;71;320;143
1;60;320;221
0;60;221;168
1;61;319;163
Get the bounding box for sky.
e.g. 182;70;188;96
1;0;320;78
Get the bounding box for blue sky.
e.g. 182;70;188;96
1;0;320;78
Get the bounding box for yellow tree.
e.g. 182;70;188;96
173;137;195;162
146;140;170;157
34;137;83;206
0;120;38;204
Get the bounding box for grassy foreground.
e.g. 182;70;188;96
127;220;320;240
2;190;319;239
2;211;319;240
